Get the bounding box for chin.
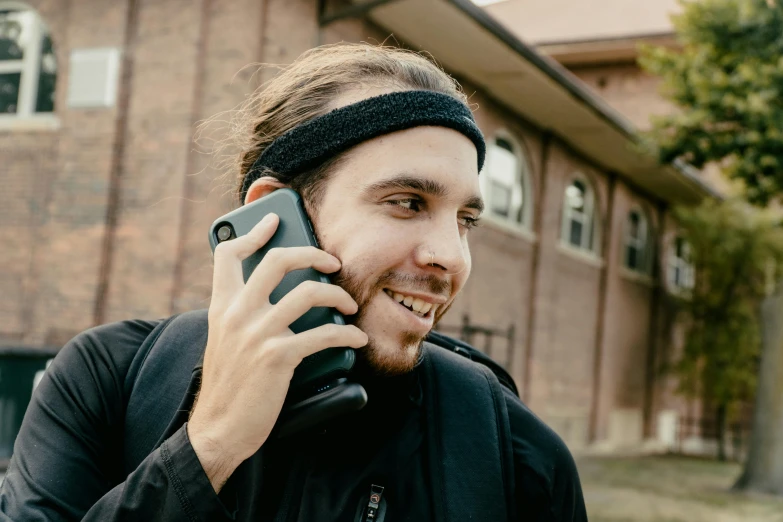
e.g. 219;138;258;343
357;331;424;376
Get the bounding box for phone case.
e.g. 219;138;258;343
275;378;368;438
208;189;355;390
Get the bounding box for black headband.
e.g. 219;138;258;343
241;90;486;199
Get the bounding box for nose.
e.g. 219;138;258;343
418;219;470;275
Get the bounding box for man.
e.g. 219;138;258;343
0;43;587;521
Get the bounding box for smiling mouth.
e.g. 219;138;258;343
383;289;440;319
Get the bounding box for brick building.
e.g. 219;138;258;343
482;0;680;130
484;0;734;196
0;0;719;451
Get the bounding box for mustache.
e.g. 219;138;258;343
332;268;452;307
376;271;451;298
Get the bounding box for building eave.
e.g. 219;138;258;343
536;32;678;67
352;0;719;204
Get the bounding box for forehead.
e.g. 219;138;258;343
334;125;481;199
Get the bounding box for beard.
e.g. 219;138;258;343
331;265;453;376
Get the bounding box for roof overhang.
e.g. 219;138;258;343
537;32;677;67
347;0;718;204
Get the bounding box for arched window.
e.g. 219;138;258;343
0;4;56;117
668;235;694;291
624;208;652;273
480;133;532;229
561;176;597;252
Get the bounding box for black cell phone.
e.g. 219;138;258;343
208;188;355;391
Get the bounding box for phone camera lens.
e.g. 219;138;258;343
217;225;233;242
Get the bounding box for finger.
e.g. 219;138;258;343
212;213;279;307
243;246;342;304
277;324;368;364
263;281;358;332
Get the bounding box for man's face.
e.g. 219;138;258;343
311;92;484;375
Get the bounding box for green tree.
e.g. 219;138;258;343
639;0;783;493
640;0;783;205
670;200;783;461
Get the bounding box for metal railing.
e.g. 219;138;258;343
675;415;752;461
435;313;515;370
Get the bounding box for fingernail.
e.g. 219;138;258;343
261;213;276;224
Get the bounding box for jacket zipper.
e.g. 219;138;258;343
273;453;307;522
362;484;385;522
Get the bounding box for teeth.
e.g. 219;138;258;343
384;289;438;317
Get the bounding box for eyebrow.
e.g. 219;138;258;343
464;195;485;214
362;174;485;214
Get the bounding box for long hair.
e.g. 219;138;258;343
203;42;470;210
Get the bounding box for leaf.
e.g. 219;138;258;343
640;0;783;204
668;199;783;408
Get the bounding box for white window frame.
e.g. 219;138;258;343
479;131;533;232
561;174;598;254
667;235;695;292
0;2;55;124
624;208;651;274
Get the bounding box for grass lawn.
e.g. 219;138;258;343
577;455;783;522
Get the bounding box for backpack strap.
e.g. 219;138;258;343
122;312;518;521
422;343;516;522
426;330;519;397
123;309;209;472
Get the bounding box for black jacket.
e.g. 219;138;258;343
0;311;587;521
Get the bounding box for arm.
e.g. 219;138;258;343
2;213;367;520
514;453;588;522
0;322;235;522
505;392;588;522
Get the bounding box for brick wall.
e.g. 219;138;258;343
1;0;133;347
101;0;207;322
569;62;676;131
594;181;659;445
0;0;688;450
0;132;58;342
170;0;268;315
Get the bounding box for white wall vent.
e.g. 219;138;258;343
67;48;121;108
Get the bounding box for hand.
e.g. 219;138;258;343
187;213;368;492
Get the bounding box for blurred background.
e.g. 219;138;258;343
3;0;783;520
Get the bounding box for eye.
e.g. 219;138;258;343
384;197;480;231
385;197;423;213
459;215;482;230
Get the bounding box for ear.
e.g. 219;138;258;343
244;177;288;205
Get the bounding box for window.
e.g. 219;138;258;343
561;177;597;252
0;5;56;118
668;236;695;291
624;209;651;273
480;134;531;229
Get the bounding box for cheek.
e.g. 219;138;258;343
452;242;472;288
328;220;416;268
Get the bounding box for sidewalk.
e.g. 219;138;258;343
578;455;783;522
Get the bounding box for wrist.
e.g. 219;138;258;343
186;422;243;493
